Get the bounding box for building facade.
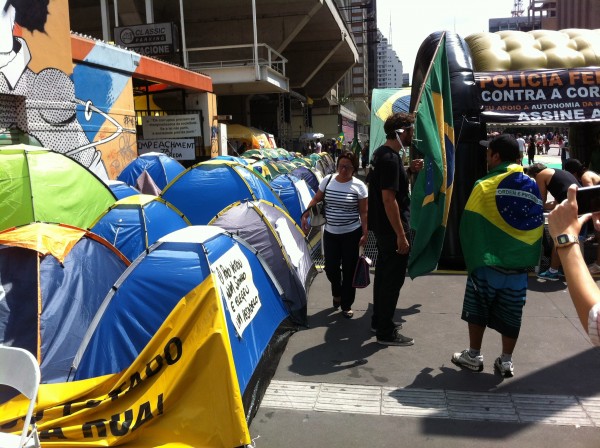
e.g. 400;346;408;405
376;30;404;88
528;0;600;30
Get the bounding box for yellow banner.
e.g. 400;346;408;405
0;275;250;447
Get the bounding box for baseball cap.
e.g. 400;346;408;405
479;134;520;161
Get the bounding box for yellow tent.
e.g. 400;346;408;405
227;124;273;149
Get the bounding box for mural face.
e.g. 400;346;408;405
0;1;16;55
0;0;137;180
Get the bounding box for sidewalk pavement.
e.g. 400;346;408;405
249;270;600;447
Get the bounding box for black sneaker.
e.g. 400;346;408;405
370;323;403;334
376;328;414;346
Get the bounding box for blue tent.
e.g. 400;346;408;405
117;152;185;191
269;174;314;226
291;166;319;194
107;180;140;199
73;226;294;418
161;160;287;224
0;223;129;383
89;194;190;262
72;226;292;415
214;155;249;165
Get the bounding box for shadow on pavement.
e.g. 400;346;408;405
289;307;383;377
392;347;600;439
289;303;422;378
527;276;569;293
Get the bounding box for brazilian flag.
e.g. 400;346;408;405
460;163;544;273
408;34;455;278
350;136;362;160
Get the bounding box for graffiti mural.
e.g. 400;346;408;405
0;0;137;180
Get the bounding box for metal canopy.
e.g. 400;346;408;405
69;0;358;99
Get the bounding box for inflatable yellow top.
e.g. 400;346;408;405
465;29;600;72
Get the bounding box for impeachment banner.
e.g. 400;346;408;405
476;68;600;124
0;278;250;447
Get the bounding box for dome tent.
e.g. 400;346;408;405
106;180;140;199
0;223;129;383
117;152;185;192
291;165;320;193
0;226;251;446
72;226;293;424
210;200;317;326
161;159;287;224
0;145;116;232
269;174;314;226
89;194;190;262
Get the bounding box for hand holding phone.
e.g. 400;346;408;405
576;185;600;215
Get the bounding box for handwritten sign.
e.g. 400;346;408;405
211;244;261;336
137;138;195;160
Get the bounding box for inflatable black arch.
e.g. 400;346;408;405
411;30;600;269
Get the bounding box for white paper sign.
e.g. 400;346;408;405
142;114;201;139
274;217;303;268
137;138;195;160
211;244;261;336
294;179;314;209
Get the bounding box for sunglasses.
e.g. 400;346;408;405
395;124;414;134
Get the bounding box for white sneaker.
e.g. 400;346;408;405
451;349;483;372
588;263;600;274
494;357;514;378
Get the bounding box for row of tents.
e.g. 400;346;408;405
0;145;336;447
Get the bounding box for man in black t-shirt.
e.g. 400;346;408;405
368;112;423;346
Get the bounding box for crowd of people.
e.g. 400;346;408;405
301;113;599;381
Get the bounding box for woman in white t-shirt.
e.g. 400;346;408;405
301;152;368;318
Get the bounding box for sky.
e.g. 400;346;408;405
376;0;519;82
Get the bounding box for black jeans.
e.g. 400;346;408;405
372;232;409;338
323;227;362;311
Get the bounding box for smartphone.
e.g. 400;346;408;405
576;185;600;215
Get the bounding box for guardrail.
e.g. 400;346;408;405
186;43;287;76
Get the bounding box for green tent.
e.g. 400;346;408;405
0;145;116;232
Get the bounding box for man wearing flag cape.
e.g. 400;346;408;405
451;134;544;378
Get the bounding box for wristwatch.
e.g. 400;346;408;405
554;234;578;247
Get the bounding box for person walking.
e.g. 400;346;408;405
301;151;368;318
527;136;536;165
368;112;423;346
516;133;526;164
527;162;582;280
451;134;544;378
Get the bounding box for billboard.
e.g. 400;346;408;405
477;68;600;124
114;23;178;56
